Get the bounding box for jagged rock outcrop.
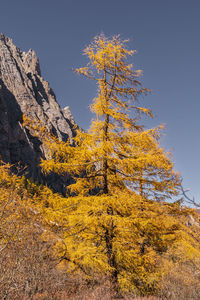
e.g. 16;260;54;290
0;33;75;193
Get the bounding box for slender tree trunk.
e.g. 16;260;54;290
102;159;108;194
102;68;119;294
105;221;118;282
139;171;144;196
102;66;109;195
102;113;109;194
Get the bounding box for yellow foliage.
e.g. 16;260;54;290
0;162;200;296
41;34;180;200
35;188;200;294
21;35;181;203
17;35;200;296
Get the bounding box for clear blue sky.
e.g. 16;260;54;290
0;0;199;202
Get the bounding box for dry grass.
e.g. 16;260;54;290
159;263;200;300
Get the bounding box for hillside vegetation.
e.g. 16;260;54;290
1;35;200;299
1;162;200;299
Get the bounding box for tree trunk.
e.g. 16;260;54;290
105;221;118;284
102;113;109;194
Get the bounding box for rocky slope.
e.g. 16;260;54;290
0;33;75;193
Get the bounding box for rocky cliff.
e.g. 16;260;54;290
0;33;75;193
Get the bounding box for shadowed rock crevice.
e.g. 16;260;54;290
0;79;42;178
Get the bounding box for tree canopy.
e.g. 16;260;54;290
41;34;180;201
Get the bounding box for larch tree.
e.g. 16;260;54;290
29;34;183;293
41;34;180;201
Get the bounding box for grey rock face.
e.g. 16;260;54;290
0;33;75;193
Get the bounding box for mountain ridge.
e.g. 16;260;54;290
0;33;75;193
